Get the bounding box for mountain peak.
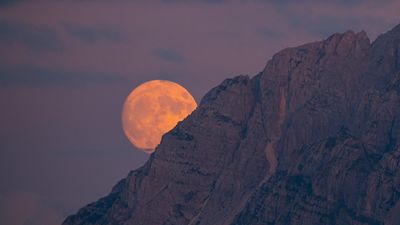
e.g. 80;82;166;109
327;29;368;40
200;75;250;105
322;30;370;58
63;24;400;225
381;22;400;37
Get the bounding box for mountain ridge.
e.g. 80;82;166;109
63;24;400;225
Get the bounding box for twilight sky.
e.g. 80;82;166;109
0;1;399;224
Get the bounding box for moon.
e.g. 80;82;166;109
122;80;197;153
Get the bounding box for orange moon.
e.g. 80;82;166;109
122;80;197;153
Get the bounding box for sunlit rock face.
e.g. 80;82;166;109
63;24;400;225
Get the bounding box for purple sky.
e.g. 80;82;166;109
0;1;399;224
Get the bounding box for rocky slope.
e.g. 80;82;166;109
63;24;400;225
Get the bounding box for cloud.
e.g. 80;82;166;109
257;27;286;39
277;2;394;39
260;0;391;5
160;0;225;3
289;15;355;38
153;48;185;63
63;23;125;43
0;0;23;7
0;21;63;52
0;64;126;87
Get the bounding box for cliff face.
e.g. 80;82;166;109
63;24;400;225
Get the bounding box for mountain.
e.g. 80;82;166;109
63;24;400;225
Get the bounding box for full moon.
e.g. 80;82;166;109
122;80;197;153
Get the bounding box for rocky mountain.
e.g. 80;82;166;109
63;24;400;225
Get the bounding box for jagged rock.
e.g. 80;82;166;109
63;24;400;225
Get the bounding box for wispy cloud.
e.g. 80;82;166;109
257;27;286;39
63;23;125;43
153;48;185;63
160;0;225;3
289;15;356;38
0;64;126;87
257;0;392;5
278;2;395;39
0;0;23;7
0;21;63;52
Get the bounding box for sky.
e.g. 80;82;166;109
0;1;399;224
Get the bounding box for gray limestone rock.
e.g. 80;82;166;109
63;24;400;225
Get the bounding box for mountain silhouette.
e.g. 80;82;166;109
63;24;400;225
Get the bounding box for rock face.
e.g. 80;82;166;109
63;24;400;225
